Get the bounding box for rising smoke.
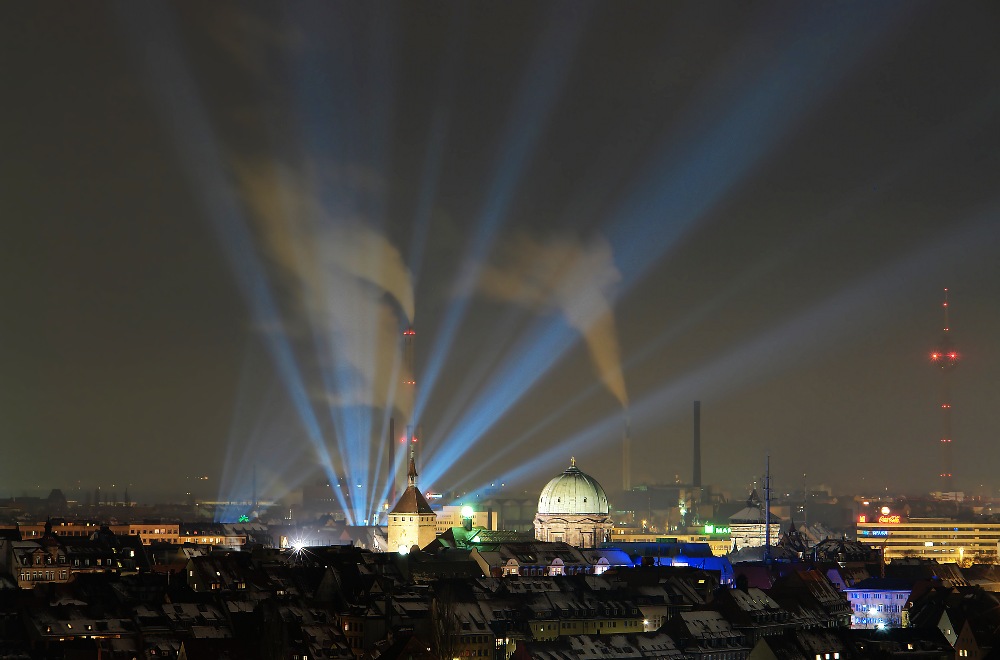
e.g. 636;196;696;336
234;160;414;415
479;232;629;409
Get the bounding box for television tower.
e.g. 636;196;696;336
930;288;959;493
401;326;417;494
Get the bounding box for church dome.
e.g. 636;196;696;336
537;458;609;515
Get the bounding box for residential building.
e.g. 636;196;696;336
844;577;913;629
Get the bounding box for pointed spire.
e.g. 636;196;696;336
407;447;417;487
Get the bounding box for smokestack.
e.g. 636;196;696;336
389;417;396;506
623;416;631;492
693;401;702;488
764;455;772;564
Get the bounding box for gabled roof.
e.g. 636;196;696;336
850;576;915;591
729;506;782;524
723;587;783;615
671;610;743;643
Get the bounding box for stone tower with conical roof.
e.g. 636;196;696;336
387;448;437;553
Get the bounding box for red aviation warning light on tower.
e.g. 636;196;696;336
389;325;418;513
930;288;959;493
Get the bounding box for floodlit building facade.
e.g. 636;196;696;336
435;505;498;533
729;490;781;551
533;458;613;549
856;515;1000;562
845;578;912;629
387;452;437;553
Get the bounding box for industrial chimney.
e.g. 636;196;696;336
693;401;702;488
622;416;631;492
389;416;396;506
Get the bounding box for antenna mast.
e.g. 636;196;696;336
930;288;959;493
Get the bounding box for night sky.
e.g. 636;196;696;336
3;2;1000;511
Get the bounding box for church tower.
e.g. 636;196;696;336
387;449;437;553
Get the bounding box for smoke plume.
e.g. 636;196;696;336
235;160;414;414
479;232;629;408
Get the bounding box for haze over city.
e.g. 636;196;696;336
2;2;999;513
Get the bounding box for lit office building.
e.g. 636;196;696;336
857;508;1000;563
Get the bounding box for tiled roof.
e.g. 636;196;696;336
390;486;435;514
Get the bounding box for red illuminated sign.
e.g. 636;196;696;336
858;515;867;523
877;514;901;524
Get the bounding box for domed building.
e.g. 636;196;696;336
534;458;612;548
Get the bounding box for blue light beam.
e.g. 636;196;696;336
606;3;914;290
116;3;353;521
415;3;593;426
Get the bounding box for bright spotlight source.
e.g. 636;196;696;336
461;506;474;519
880;506;890;515
398;546;410;555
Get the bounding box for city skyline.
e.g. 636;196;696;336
2;3;1000;510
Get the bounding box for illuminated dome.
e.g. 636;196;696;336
537;458;609;516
